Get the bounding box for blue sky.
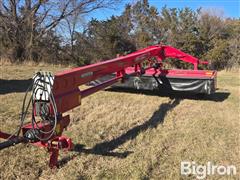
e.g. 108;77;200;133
86;0;240;21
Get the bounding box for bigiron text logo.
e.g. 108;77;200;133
180;161;237;179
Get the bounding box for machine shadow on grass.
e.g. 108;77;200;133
106;87;230;102
60;88;230;166
59;98;181;167
0;79;32;95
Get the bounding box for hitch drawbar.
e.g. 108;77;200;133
0;137;26;150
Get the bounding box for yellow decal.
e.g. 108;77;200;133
55;124;61;135
205;71;213;76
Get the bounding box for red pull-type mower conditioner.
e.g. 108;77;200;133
0;45;217;168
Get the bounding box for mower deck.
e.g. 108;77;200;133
91;68;217;94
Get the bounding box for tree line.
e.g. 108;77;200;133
0;0;239;70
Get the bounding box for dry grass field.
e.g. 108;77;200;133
0;64;239;179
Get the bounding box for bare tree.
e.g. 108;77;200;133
63;0;86;62
0;0;120;61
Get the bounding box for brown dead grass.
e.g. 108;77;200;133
0;65;239;179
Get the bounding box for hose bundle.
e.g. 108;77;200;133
9;71;58;141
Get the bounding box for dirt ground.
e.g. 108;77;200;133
0;64;239;179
